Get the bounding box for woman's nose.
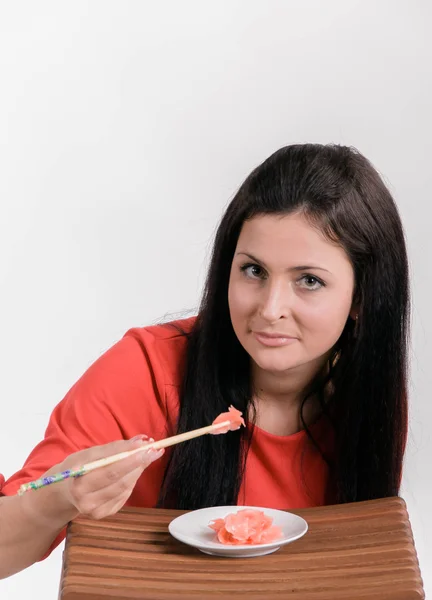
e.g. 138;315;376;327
259;280;292;322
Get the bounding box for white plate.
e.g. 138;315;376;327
168;505;308;557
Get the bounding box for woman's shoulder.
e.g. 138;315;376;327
0;317;197;501
126;315;196;342
122;315;196;387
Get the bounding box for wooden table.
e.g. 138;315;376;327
59;497;424;600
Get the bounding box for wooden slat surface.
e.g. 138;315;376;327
59;497;424;600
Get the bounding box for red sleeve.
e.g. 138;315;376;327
0;328;174;558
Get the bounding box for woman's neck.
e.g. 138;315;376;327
250;356;328;436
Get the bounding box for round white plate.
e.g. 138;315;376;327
168;505;308;557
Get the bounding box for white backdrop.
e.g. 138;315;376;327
0;1;430;597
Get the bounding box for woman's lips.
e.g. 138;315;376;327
253;332;298;347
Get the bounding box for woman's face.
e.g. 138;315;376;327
228;213;356;376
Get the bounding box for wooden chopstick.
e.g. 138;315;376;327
17;420;231;495
80;420;231;472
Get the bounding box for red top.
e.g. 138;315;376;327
0;318;333;555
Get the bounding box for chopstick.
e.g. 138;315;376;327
17;420;231;495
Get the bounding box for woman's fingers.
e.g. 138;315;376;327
70;441;159;491
75;465;148;519
39;436;165;520
66;445;164;517
21;437;164;530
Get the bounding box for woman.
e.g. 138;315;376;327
0;143;409;579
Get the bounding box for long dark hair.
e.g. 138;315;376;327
158;144;410;509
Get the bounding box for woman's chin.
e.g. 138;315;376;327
251;352;303;374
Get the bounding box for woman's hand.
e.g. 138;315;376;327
23;436;164;525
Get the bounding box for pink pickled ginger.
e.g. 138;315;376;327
209;509;283;545
211;405;245;434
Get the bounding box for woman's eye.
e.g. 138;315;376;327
298;275;324;290
240;264;265;279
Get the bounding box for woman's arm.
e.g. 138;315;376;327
0;438;163;579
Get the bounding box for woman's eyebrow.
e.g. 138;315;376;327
235;252;331;274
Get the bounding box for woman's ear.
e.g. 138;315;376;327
349;305;359;321
350;287;360;321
